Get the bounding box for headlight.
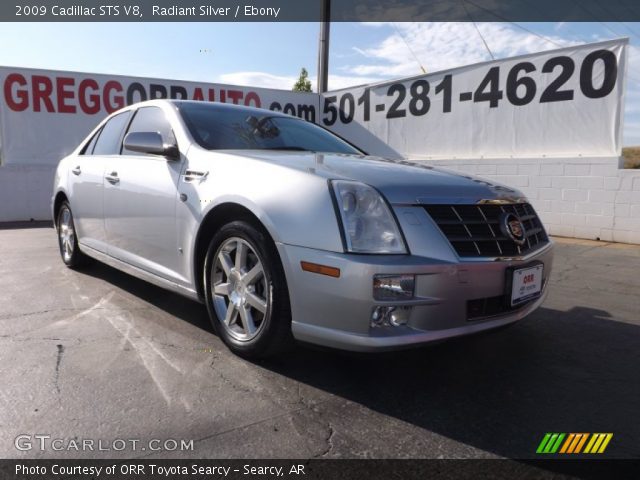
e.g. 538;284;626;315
331;180;407;254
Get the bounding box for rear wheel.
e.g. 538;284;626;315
204;221;292;358
56;202;88;268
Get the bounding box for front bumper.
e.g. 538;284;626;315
276;240;553;352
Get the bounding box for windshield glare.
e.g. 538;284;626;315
178;103;362;154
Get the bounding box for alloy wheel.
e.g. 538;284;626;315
58;207;75;262
211;237;270;341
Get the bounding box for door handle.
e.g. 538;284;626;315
105;172;119;184
71;166;81;176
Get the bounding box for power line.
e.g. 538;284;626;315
589;1;640;42
612;21;640;41
391;22;427;74
598;21;628;38
464;0;640;84
621;22;640;40
461;0;495;60
463;0;565;48
569;0;640;43
563;0;640;81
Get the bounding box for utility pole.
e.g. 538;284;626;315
317;0;330;93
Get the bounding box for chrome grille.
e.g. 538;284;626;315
423;203;549;258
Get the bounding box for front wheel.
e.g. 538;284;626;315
203;221;292;358
56;201;88;268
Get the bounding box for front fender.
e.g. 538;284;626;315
51;158;70;223
183;151;345;253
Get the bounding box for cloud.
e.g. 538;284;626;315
342;22;578;78
217;71;383;92
351;46;371;58
622;45;640;143
627;44;640;79
623;120;640;146
625;81;640;112
326;74;383;90
217;71;297;90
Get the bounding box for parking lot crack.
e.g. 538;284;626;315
0;307;89;320
208;356;254;394
150;339;191;351
295;383;316;409
54;344;64;394
315;423;335;458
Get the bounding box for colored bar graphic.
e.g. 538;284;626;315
564;433;581;453
592;434;606;453
544;433;559;453
567;433;583;453
559;433;575;453
537;433;613;454
584;433;599;453
584;433;614;454
597;434;613;453
574;433;589;453
536;433;552;454
536;433;565;454
550;433;565;453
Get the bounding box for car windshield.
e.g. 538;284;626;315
178;103;362;154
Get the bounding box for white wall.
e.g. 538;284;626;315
0;165;55;221
417;156;640;245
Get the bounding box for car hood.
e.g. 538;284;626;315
227;151;524;205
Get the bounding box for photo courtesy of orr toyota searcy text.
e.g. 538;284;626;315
15;463;301;476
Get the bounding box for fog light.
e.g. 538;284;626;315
371;306;411;328
373;274;415;300
390;307;411;326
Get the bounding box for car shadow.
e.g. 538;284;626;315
259;306;640;460
77;259;640;462
75;259;212;333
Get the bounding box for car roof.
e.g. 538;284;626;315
121;99;290;119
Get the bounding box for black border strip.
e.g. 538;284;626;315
2;459;640;480
4;0;640;22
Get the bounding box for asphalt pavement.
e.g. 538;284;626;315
0;225;638;459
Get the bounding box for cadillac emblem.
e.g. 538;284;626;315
500;213;526;246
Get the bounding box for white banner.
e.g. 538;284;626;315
0;39;628;167
0;68;320;166
321;39;628;159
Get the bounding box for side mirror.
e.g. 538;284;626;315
123;131;179;160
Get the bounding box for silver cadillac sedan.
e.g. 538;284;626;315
52;100;553;358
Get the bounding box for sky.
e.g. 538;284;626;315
0;21;638;145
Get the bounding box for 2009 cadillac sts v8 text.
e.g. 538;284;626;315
52;100;553;358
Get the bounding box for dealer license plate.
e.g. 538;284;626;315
510;264;543;306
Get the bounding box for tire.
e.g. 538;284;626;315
203;220;293;358
56;201;88;268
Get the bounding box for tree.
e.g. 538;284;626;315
292;68;313;92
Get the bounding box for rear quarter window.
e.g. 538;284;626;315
80;127;102;155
